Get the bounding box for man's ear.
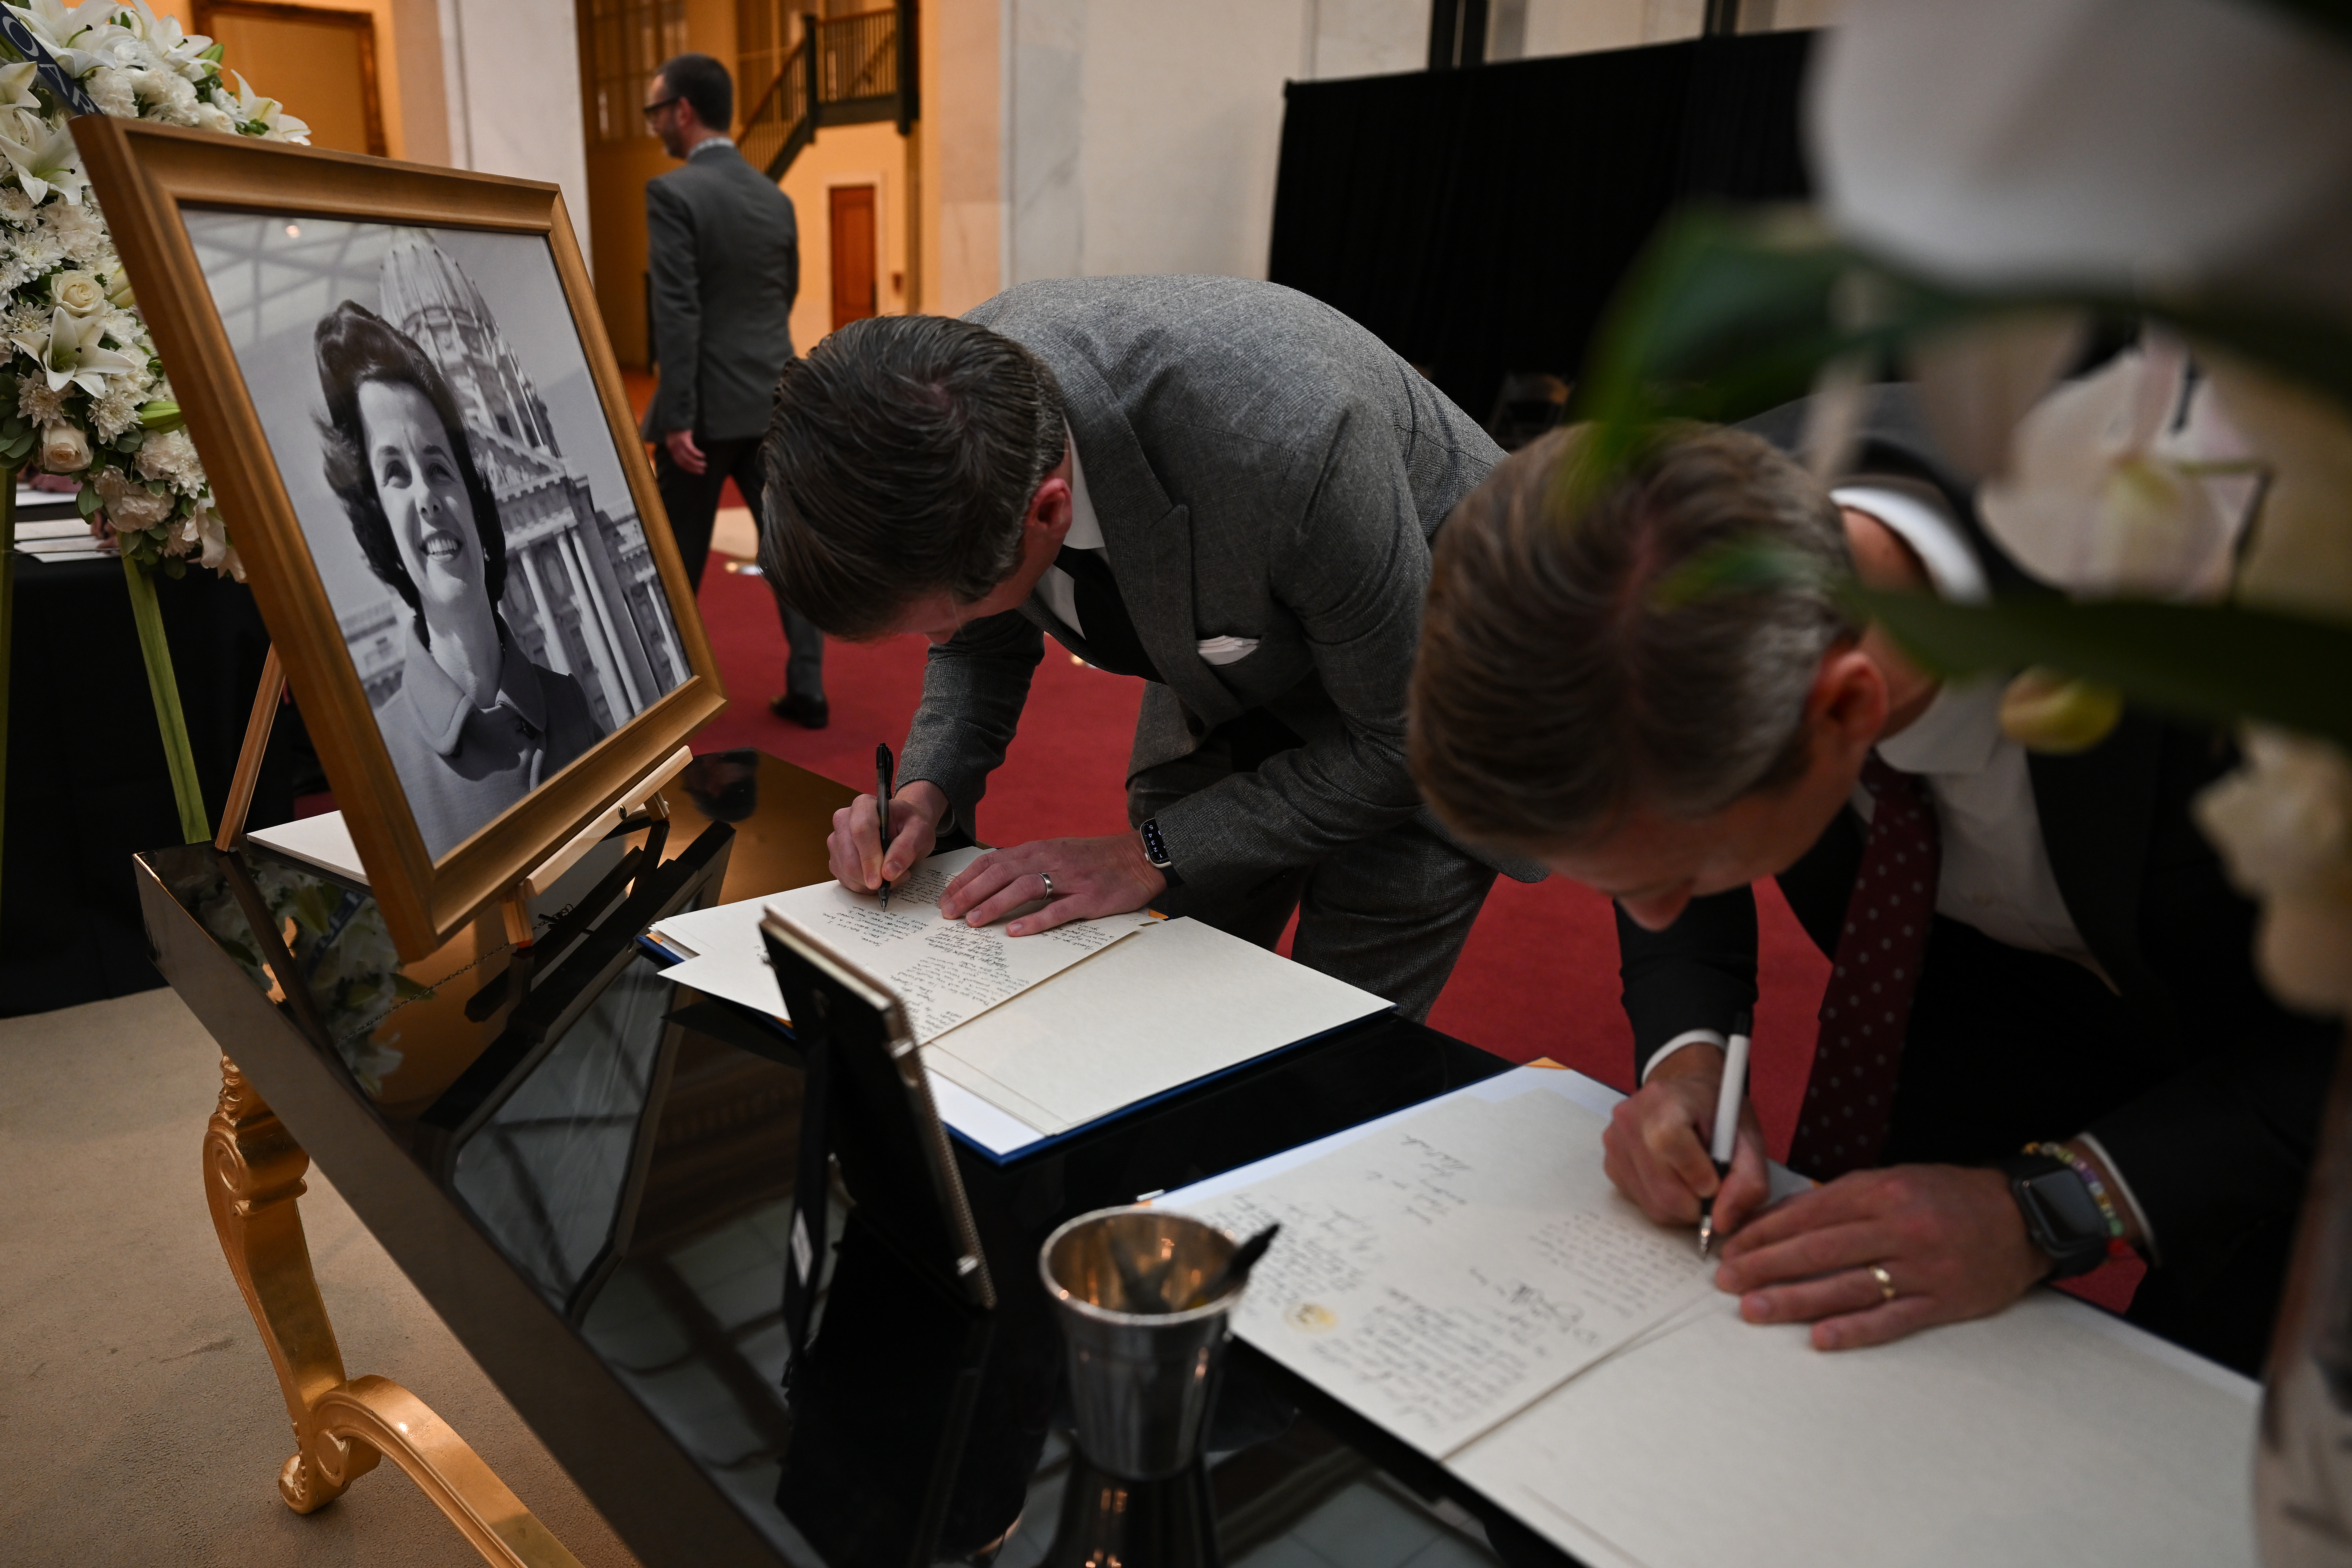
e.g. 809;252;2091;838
1808;643;1889;761
1023;475;1074;548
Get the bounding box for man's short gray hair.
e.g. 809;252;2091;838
757;314;1067;638
1409;422;1859;853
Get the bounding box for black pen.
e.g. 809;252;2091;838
1697;1009;1752;1259
875;742;896;909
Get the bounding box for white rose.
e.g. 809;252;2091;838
39;423;89;472
49;270;103;316
193;101;233;135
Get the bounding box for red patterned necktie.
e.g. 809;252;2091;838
1785;755;1941;1181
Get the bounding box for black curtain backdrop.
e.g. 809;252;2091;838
2;557;295;1014
1269;31;1815;425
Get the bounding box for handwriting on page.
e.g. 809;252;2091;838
1176;1089;1715;1458
761;847;1149;1045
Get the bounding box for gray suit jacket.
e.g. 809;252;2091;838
642;142;798;442
900;276;1537;900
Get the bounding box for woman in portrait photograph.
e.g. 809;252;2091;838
316;300;604;860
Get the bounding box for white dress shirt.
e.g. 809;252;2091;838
1038;431;1259;666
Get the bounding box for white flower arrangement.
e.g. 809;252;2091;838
0;0;308;580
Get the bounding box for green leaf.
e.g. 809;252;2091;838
1855;589;2352;750
75;483;100;517
114;429;141;452
201;42;226;61
1573;208;2352;459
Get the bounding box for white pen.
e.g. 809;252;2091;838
1697;1009;1753;1259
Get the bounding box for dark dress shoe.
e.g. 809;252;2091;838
770;692;830;729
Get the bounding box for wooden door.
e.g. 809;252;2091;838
829;185;878;330
194;2;386;156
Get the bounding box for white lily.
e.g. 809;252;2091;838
1977;338;2259;601
223;69;308;143
13;304;140;395
1811;0;2352;325
5;0;112;55
0;61;40;114
0;110;88;205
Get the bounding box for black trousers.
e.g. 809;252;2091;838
655;433;825;702
1886;916;2297;1376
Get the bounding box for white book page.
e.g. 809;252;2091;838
922;917;1391;1135
650;848;1153;1044
1171;1087;1717;1458
1452;1288;2258;1568
246;809;368;885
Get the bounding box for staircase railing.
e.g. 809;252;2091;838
737;7;903;182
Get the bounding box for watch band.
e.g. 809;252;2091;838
1139;817;1175;871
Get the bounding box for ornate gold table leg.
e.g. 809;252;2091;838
204;1056;585;1568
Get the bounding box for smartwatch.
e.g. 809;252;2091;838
1139;817;1180;886
1996;1152;2110;1280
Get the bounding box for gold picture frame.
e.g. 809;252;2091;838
77;116;726;960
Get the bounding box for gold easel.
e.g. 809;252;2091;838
206;648;582;1568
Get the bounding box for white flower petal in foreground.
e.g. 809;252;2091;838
1811;0;2352;317
2196;729;2352;1016
1978;341;2255;599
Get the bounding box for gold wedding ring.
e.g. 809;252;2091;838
1869;1264;1897;1303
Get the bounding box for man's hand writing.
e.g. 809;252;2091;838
939;833;1166;936
828;780;946;894
1602;1046;1771;1239
1713;1165;2050;1350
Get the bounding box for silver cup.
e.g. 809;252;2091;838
1039;1206;1242;1481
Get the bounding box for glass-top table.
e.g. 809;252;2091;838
139;750;1555;1568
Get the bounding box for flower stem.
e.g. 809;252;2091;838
120;548;211;843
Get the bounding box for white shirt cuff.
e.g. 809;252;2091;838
1643;1028;1726;1084
2073;1131;2159;1263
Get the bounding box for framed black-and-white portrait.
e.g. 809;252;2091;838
78;117;725;959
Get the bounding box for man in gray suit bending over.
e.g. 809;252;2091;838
758;277;1535;1018
642;52;827;726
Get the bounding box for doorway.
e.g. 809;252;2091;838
829;184;877;331
194;2;387;156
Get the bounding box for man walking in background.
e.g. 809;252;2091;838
642;51;829;726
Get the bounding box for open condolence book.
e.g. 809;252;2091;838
643;848;1393;1160
1164;1069;2260;1568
